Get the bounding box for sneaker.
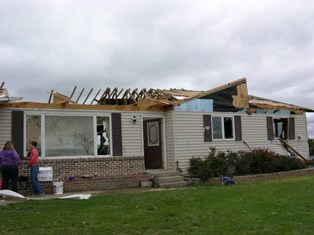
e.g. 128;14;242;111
37;193;45;197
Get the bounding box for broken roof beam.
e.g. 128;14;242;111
52;92;77;104
69;86;77;99
174;77;249;108
83;88;93;104
76;88;85;103
48;89;54;103
90;89;101;105
138;88;147;98
121;88;131;105
128;88;138;105
99;87;111;105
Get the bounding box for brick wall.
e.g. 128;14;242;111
16;156;150;195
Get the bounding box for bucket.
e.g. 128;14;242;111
53;181;63;195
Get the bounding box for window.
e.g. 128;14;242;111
273;118;288;140
97;116;111;155
212;116;234;140
26;114;111;157
45;116;94;156
26;115;41;155
147;121;159;146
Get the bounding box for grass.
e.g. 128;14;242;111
2;175;314;234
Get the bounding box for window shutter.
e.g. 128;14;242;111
203;115;212;142
267;116;274;140
12;111;24;158
111;113;122;156
234;115;242;141
289;117;295;140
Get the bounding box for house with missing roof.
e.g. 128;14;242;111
0;78;313;193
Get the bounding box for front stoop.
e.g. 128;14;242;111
145;170;187;188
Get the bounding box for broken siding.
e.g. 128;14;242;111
165;111;175;170
0;109;12;146
121;113;143;156
173;112;311;173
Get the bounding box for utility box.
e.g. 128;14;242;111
38;167;53;181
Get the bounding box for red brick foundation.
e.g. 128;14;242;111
16;156;150;195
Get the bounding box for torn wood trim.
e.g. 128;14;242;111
232;82;249;108
52;92;77;104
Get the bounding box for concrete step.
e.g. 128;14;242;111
158;175;185;184
146;170;179;177
145;170;187;188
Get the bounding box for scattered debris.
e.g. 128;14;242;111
0;189;91;201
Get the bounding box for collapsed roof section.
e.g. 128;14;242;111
1;78;312;114
248;95;314;114
48;78;249;110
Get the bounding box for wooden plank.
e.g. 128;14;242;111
83;88;93;104
52;92;76;104
69;86;77;99
90;89;101;104
278;138;307;161
76;88;85;103
48;90;54;103
0;101;166;111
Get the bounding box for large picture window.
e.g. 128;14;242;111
25;114;111;157
26;115;41;155
212;116;234;140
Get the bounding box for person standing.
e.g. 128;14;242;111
0;141;21;192
28;141;45;196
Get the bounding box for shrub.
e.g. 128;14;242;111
188;148;308;181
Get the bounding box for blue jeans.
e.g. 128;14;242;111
30;165;44;195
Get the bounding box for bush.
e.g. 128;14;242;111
188;148;308;181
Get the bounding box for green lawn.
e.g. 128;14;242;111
2;175;314;235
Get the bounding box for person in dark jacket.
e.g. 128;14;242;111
0;141;21;192
28;141;44;196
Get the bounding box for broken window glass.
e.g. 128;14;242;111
97;116;111;155
45;116;94;156
212;116;234;140
273;118;288;140
26;115;41;156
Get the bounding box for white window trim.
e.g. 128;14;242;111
24;110;112;158
212;115;235;141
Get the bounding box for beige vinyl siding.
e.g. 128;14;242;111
121;113;143;156
242;114;309;158
286;114;309;157
173;112;210;172
173;112;310;173
0;109;12;146
165;111;175;170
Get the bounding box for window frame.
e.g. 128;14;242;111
211;115;235;140
24;111;112;158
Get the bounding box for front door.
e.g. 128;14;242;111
143;119;162;169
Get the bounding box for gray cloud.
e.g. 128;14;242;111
1;0;314;137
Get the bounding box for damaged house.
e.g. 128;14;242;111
0;78;313;193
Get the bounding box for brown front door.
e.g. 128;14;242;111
143;119;162;169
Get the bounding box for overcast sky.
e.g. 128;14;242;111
1;0;314;137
